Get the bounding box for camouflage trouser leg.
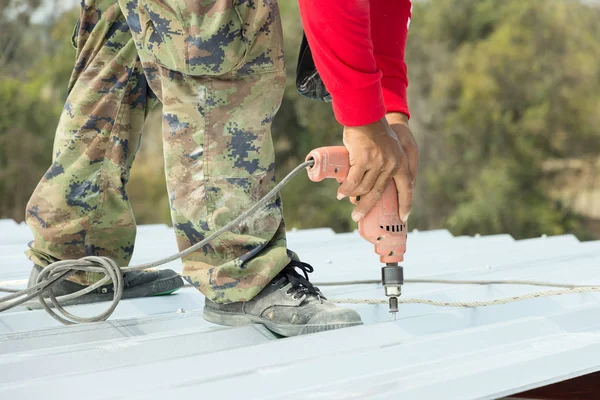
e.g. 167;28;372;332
119;0;292;303
26;0;292;302
25;0;158;285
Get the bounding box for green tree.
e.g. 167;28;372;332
405;0;600;239
0;6;77;220
0;78;55;220
0;0;42;75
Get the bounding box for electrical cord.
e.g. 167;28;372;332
0;160;315;324
314;278;600;288
1;158;599;323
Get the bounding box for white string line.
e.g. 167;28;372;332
330;286;600;307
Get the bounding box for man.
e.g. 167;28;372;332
25;0;418;337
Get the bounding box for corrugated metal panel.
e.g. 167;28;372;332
0;290;205;334
1;219;600;399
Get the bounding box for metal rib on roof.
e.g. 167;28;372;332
1;219;600;399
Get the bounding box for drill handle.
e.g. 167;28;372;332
306;146;407;263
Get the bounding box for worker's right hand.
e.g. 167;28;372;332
339;117;414;223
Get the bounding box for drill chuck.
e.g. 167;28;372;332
382;263;404;288
382;263;403;315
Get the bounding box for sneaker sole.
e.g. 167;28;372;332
26;275;185;309
203;307;362;337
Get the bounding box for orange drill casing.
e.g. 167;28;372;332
306;146;407;263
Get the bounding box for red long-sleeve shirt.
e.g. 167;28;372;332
298;0;412;126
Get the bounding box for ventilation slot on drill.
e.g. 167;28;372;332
381;225;403;233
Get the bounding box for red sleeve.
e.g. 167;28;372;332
371;0;412;119
298;0;411;126
298;0;384;126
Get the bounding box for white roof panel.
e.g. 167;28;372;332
1;219;600;399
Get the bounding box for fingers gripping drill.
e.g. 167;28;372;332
306;146;407;320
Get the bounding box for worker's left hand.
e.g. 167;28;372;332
349;113;419;222
385;112;419;190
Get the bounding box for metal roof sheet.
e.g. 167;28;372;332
1;219;600;399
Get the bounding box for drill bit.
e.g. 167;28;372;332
389;296;399;321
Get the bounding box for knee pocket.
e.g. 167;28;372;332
132;0;283;76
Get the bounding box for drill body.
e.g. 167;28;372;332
306;146;407;318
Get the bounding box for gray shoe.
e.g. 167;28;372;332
27;265;184;307
203;260;363;337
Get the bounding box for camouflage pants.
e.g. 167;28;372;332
25;0;293;303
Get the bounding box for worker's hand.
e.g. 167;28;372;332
386;112;419;191
340;113;418;223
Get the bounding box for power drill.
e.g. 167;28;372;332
306;146;407;320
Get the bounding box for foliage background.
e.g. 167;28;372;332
1;0;599;240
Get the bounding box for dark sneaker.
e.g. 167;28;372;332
27;265;184;307
203;260;363;337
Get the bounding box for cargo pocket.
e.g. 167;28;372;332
232;0;283;75
136;0;281;76
135;0;242;76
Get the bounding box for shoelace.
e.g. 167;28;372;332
280;260;325;300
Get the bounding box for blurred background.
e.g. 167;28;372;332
1;0;599;240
